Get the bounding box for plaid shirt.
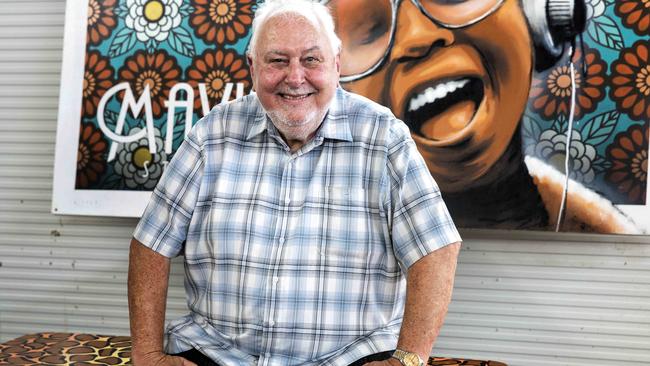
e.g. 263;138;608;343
134;88;461;366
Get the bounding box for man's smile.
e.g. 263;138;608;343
403;76;485;141
278;92;315;100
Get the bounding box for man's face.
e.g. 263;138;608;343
341;0;533;191
249;14;340;145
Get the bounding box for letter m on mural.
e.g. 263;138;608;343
53;0;650;234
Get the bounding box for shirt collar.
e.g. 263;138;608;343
246;93;269;140
316;88;353;142
245;88;353;142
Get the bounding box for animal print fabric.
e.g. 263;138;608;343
0;333;506;365
428;358;507;366
0;333;130;365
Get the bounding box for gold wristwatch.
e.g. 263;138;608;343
392;349;425;366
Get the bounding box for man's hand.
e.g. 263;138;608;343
132;350;197;366
364;358;402;366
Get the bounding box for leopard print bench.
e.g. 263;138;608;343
0;333;130;365
0;333;507;365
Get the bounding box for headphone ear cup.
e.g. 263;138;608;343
522;0;587;71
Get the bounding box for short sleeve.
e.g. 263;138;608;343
133;125;205;258
384;126;461;269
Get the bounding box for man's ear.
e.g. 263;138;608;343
335;53;341;75
247;54;254;78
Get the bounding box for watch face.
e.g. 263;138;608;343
403;353;422;366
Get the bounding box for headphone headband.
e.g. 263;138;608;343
522;0;587;71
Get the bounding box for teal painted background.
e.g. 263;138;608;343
522;0;650;205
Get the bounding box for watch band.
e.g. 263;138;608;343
392;349;425;366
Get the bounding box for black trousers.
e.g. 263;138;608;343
174;348;393;366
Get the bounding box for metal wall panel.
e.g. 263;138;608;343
436;232;650;365
0;1;649;365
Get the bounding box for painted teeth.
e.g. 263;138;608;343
408;79;470;112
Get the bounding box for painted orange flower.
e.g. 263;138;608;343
76;123;107;189
529;47;607;120
87;0;117;45
186;49;251;112
606;123;648;204
118;50;181;118
82;51;115;118
615;0;650;36
190;0;254;45
610;40;650;121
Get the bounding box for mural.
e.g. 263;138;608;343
53;0;650;234
332;0;649;233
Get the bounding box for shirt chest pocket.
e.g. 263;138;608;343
304;185;367;207
207;185;279;260
302;186;379;267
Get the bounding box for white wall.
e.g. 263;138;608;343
0;0;648;365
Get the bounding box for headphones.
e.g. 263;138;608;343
522;0;587;71
521;0;587;230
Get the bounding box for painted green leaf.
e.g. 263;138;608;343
581;110;620;146
522;114;544;156
587;15;624;50
592;156;611;173
145;39;157;54
522;114;543;142
108;28;137;57
551;115;568;133
114;5;128;17
172;112;187;141
104;109;119;130
179;3;194;16
168;27;196;58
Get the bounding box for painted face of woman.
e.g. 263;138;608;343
333;0;534;192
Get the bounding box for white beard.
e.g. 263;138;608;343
267;107;319;128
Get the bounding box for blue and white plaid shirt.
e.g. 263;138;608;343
134;88;461;366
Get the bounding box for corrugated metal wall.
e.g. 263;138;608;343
440;231;650;366
0;0;648;365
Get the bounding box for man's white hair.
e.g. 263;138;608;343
247;0;341;58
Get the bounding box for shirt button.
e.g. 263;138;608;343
285;197;291;204
279;237;285;244
269;320;275;326
273;276;279;283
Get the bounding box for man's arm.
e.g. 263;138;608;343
128;238;195;366
369;241;461;365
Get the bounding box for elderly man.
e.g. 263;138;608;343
128;1;461;365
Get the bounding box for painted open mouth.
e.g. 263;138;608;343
403;77;484;140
